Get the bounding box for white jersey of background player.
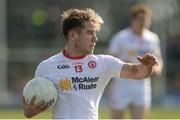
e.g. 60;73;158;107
22;8;158;119
107;4;163;119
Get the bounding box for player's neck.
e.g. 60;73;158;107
131;26;143;36
63;47;87;59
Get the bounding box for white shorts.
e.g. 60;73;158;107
108;78;151;111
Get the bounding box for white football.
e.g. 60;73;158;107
23;77;57;108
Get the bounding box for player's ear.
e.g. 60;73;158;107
69;30;78;41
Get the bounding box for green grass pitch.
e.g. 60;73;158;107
0;107;180;119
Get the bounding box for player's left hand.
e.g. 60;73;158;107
22;96;46;118
137;53;158;67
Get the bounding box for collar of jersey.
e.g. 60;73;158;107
62;49;87;60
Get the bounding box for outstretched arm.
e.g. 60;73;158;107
120;53;158;79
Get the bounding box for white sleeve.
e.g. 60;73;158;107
102;55;124;78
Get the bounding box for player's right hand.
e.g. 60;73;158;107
22;96;46;118
137;52;158;67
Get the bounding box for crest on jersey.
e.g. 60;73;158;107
59;78;72;91
88;61;96;68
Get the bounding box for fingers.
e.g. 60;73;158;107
30;95;36;106
149;53;158;66
147;52;154;58
22;96;29;106
36;100;45;108
137;52;159;66
22;96;46;118
36;100;46;112
152;54;159;66
137;56;142;62
39;103;46;112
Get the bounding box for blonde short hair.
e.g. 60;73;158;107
61;8;104;39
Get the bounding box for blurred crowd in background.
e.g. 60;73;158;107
0;0;180;109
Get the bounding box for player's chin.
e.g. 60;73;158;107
88;50;93;54
86;49;94;54
82;50;92;55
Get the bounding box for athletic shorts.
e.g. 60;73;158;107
107;78;151;110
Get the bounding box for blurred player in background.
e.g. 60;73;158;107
107;4;163;119
22;8;158;119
